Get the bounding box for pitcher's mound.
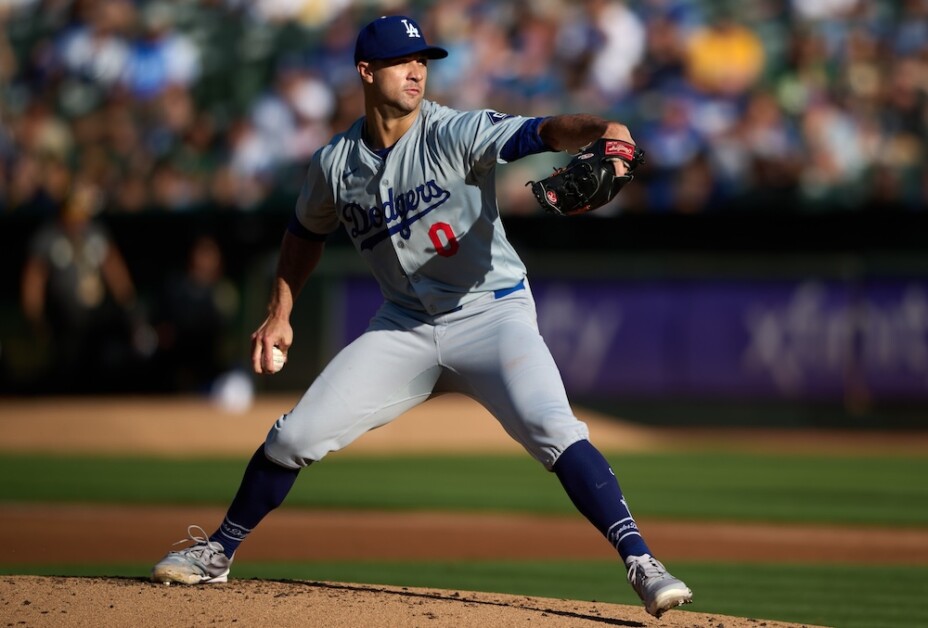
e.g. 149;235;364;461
2;575;822;628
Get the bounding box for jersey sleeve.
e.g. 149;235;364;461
435;108;537;175
293;147;340;236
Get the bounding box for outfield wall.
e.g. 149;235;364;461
1;210;925;426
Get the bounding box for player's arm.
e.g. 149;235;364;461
251;230;324;374
539;115;632;152
253;144;337;374
538;115;635;175
498;114;635;176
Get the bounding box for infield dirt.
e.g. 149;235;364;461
2;393;925;627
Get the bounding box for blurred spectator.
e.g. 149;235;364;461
56;0;133;90
670;153;717;214
120;2;200;101
703;88;803;210
20;179;142;392
684;8;765;98
149;158;202;211
217;116;276;211
879;56;927;147
250;61;336;169
5;97;74;213
302;8;362;91
150;233;238;392
632;11;687;94
487;2;564;115
799;100;871;208
774;22;831;118
423;0;479;103
586;0;647;100
7;152;73;217
639;95;707;211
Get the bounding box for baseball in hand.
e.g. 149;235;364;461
269;346;287;373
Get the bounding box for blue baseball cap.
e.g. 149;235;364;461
354;15;449;65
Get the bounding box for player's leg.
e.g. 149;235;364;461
262;304;442;468
439;287;692;616
218;319;441;551
440;293;644;543
149;444;298;585
152;303;441;584
553;440;692;617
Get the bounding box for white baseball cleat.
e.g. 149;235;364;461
151;525;232;584
626;553;693;618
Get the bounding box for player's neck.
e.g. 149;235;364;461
362;105;420;150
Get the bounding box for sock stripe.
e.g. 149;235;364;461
606;517;634;536
222;517;252;533
613;530;642;551
607;517;641;552
218;517;252;542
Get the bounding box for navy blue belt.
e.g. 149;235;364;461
446;279;525;314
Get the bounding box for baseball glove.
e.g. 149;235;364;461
528;138;645;216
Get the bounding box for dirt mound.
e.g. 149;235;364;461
1;576;822;628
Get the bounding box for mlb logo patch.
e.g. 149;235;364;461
486;111;514;125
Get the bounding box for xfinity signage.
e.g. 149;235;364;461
340;277;928;402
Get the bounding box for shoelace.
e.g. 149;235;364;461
627;554;664;583
173;525;224;561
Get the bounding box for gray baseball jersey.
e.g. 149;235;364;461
265;100;589;470
294;99;529;315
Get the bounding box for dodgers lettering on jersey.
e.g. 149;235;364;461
342;179;451;251
295;100;531;315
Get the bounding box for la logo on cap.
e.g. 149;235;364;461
353;15;448;64
401;18;420;38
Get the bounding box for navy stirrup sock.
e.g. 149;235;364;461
553;439;651;562
209;445;300;557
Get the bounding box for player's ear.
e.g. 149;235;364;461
357;61;374;84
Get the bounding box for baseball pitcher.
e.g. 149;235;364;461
152;15;692;618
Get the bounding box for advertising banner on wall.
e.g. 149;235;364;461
338;276;928;402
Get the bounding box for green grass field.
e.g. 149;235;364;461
2;452;927;525
2;451;927;628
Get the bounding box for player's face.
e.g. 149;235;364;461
362;55;429;114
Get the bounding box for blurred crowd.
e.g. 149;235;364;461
2;0;928;219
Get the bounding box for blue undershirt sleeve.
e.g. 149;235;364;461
500;117;554;162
